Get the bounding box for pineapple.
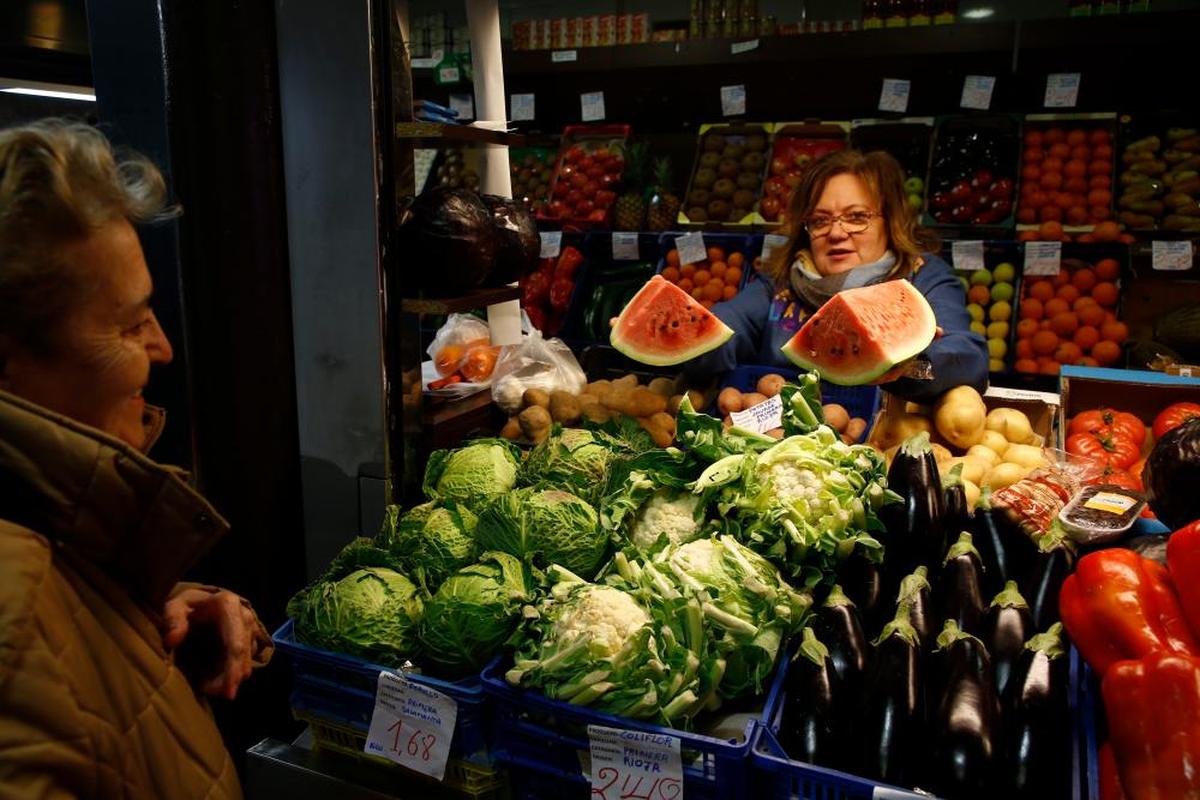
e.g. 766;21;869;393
646;157;681;232
614;141;648;231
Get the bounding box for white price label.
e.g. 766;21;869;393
720;84;746;117
439;66;461;83
487;300;523;347
411;48;444;69
588;725;682;800
364;672;458;781
552;49;578;62
960;75;995;110
1024;241;1063;276
540;230;562;259
612;232;640;261
510;93;535;122
951;240;987;273
872;787;928;799
878;79;911;114
730;38;760;54
581;91;606;122
1044;73;1081;108
1152;240;1193;271
675;232;707;266
731;394;784;434
762;233;789;264
448;93;474;120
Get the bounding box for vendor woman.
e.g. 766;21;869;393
687;149;989;402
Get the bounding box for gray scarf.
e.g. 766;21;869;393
789;249;898;311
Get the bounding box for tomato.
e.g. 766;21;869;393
460;345;499;382
1066;431;1141;470
1154;402;1200;440
1068;408;1146;447
1093;468;1142;492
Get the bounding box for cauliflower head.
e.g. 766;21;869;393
552;585;650;659
630;490;703;551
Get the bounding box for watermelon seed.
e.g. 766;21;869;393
671;320;679;328
852;345;859;355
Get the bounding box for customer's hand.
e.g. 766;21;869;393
162;587;258;700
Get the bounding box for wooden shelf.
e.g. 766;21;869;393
395;122;526;147
399;285;520;315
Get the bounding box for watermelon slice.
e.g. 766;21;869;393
610;276;734;366
780;279;936;385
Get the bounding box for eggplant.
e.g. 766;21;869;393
942;462;973;538
780;628;844;769
1143;416;1200;530
930;620;1003;799
1018;524;1076;633
880;433;946;585
982;581;1033;697
896;567;935;648
971;488;1027;600
860;602;926;787
939;531;986;636
1002;623;1070;798
815;584;869;701
839;546;883;632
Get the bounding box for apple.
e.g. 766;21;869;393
599;173;618;188
765;177;786;197
930;191;953;211
950;204;972;223
760;195;782;220
990;178;1015;199
585;165;604;180
907;194;923;211
904;176;925;195
575;199;595;215
793;153;813;169
566;189;583;205
971;169;994;191
595;190;616;207
949;181;972;204
771;157;790;176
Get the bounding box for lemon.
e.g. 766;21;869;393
988;338;1008;358
986;321;1010;340
989;358;1006;372
994;262;1016;283
989;301;1012;322
967;303;985;322
970;321;987;336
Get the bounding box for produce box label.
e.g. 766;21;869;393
960;75;995;110
1024;241;1062;276
675;232;707;266
551;49;578;62
878;79;911;114
761;233;789;264
364;672;458;781
511;93;535;122
951;240;986;273
730;38;759;54
587;725;682;800
1152;241;1193;272
438;65;460;83
731;394;784;434
540;230;562;258
612;232;640;261
720;84;746;117
581;91;606;122
1084;491;1141;515
1044;73;1081;108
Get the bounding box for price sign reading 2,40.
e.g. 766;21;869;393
588;725;684;800
591;767;683;800
385;717;438;762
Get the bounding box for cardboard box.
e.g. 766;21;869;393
1059;366;1200;448
866;386;1058;452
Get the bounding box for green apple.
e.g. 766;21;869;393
987;338;1008;359
987;321;1010;340
967;303;985;322
907;193;923;211
970;321;987;336
993;262;1016;283
970;269;993;287
904;176;924;194
991;281;1014;303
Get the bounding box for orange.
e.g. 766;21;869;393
1078;303;1106;327
1024;147;1044;163
1015;358;1040;374
1017;208;1038;225
1044;127;1066;144
1089;160;1112;177
1056;342;1083;364
705;281;725;302
725;266;744;286
678;277;694;293
710;262;728;280
1078;233;1098;243
1028;281;1055;302
707;246;726;263
968;285;991;305
701;300;715;310
1073;325;1101;352
1073;296;1098;312
1064;160;1087;179
1094;143;1113;160
1092;340;1121;366
1067;130;1087;146
1040;319;1052;330
661;266;681;283
1055;193;1078;211
1071;146;1091;162
1053;270;1072;288
1101;320;1129;344
680;263;697;279
1089;207;1113;222
1066;206;1089;225
1118;233;1138;244
1040;206;1064;224
1095;258;1120;281
690;286;706;301
1018;230;1040;242
1089;129;1110;145
461;345;500;382
434;344;465;376
728;252;745;270
1087;189;1112;208
1017;318;1040;338
1050;312;1079;336
1092;282;1119;307
1032;330;1060;356
1078;356;1100;367
666;249;681;267
1040;361;1062;375
1040;173;1064;190
1072;269;1097;292
1016;337;1035;358
1049;143;1071;159
1065;177;1089;195
1093;221;1121;242
722;285;738;301
1020;299;1045;321
693;269;711;286
1090;175;1112;190
1105;310;1117;324
1039;220;1065;240
1057;284;1081;303
1022;164;1041;181
1043;157;1064;174
1027;131;1044;146
1044;298;1070;317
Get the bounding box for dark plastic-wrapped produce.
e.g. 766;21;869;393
398;187;497;294
1143;417;1200;530
481;194;539;284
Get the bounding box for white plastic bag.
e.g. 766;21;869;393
490;326;587;414
423;313;502;399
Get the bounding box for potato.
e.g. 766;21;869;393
841;432;858;445
756;374;786;398
985;407;1035;446
822;403;850;433
872;411;933;451
845;417;868;442
962;479;981;510
1004;443;1048;470
500;417;522;441
642;411;676;447
614;374;639;389
985;462;1029;491
742;392;769;409
718;387;744;415
648;376;676;397
586;379;612;396
766;427;785;440
580;399;611;424
979;430;1009;458
686;389;706;410
518;405;552;444
603;386;634;412
944;455;989;486
967;444;1001;468
935;387;986;450
522;388;550;410
930;443;953;464
629;387;668;417
549;391;582;424
667;394;686;415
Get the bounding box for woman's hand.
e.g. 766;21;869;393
162;587;258;700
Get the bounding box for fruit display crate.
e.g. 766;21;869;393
678;122;774;228
480;654;784;800
750;641;1092;800
849;117;935;219
654;231;762;308
924;114;1021;232
510;145;560;217
760;121;849;226
942;240;1023;375
1115;111;1200;233
538;124;631;229
717;364;881;443
563;231;663;344
272;619;491;764
524;232;596;339
1015;112;1119;232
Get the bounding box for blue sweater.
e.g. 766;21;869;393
684;254;990;402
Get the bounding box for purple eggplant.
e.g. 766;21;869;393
881;433;946;592
930;620;1003;799
816;584;869;701
942;462;973;539
860;602;926;787
982;580;1033;697
1002;622;1070;797
896;566;935;648
1018;523;1076;633
939;531;986;636
780;628;844;769
971;487;1028;600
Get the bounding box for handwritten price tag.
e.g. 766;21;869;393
878;79;911;113
1045;73;1081;108
364;672;458;780
581;91;606;122
720;84;746;117
540;230;563;258
511;93;535;122
1152;240;1193;271
588;725;683;800
951;240;986;273
612;232;640;261
761;233;789;263
448;93;474;120
675;232;707;266
731;394;784;434
960;75;995;110
1024;241;1062;276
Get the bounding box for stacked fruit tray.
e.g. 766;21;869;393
538;124;631;228
925;115;1020;231
1015;113;1118;232
679;122;774;227
944;241;1022;375
509;145;558;217
759;122;848;225
1116;112;1200;232
849;117;935;218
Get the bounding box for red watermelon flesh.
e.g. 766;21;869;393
610;276;734;366
780;279;936;385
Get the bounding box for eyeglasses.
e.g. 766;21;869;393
804;211;883;237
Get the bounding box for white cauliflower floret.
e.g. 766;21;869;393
553;586;650;658
630;491;702;551
761;462;825;505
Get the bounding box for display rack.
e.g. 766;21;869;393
394;121;526;147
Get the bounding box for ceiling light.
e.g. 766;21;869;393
0;79;95;102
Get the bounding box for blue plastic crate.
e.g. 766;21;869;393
751;640;1092;799
718;365;882;443
480;653;784;799
272;619;491;764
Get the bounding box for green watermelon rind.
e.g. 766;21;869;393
780;279;937;385
610;276;735;367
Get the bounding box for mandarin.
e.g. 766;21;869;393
1094;258;1120;281
1078;303;1106;327
1101;320;1128;344
1072;268;1097;292
1050;312;1079;336
1073;325;1101;351
1092;282;1119;307
1092;340;1121;366
1032;330;1060;356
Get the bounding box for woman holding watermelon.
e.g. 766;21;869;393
686;149;989;402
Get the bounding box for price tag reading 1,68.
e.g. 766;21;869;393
588;725;682;800
364;672;457;781
960;75;996;111
1045;73;1081;108
1024;241;1062;276
675;231;707;266
731;394;783;434
761;233;789;264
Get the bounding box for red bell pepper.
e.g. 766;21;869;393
1100;742;1127;800
1102;653;1200;800
1167;520;1200;638
1059;549;1200;676
554;246;583;280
